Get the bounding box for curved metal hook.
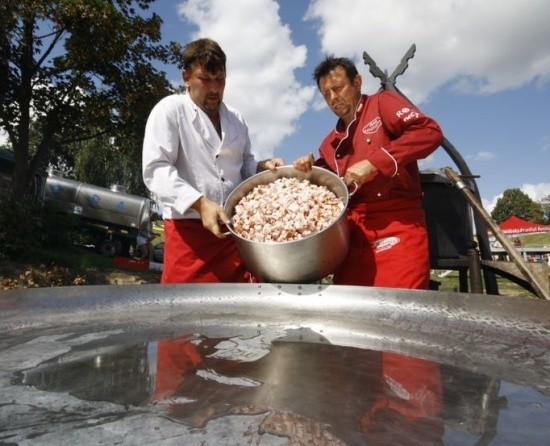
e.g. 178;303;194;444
348;181;359;197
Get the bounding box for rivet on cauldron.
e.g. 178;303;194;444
367;138;371;143
377;192;382;197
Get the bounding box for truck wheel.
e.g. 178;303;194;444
119;238;133;257
98;238;116;257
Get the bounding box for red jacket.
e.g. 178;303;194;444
316;91;443;211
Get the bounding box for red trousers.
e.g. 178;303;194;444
153;336;202;400
361;352;443;443
333;205;430;289
161;219;253;284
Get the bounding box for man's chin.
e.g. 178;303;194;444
204;101;221;113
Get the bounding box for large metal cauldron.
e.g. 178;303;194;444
224;166;350;283
1;284;549;445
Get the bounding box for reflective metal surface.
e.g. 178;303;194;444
45;173;151;229
224;166;350;283
1;284;549;445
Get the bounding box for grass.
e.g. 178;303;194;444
431;270;537;298
510;233;550;247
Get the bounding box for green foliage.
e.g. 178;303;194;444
74;136;121;188
491;188;545;224
0;197;79;261
0;0;181;199
540;194;550;223
74;135;147;196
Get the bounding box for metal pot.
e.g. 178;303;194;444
224;166;350;283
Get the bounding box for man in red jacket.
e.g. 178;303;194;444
294;56;443;289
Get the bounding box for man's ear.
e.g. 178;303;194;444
353;74;362;90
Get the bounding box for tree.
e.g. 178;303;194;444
0;0;181;199
491;188;545;224
540;194;550;223
74;134;147;196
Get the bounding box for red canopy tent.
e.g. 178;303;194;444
498;215;550;235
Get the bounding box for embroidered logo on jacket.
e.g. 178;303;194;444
373;236;400;253
396;107;419;122
362;117;382;134
396;107;410;117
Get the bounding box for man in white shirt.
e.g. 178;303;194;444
143;38;283;283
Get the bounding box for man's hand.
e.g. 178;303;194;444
343;159;378;187
257;157;284;173
293;153;315;172
191;196;230;238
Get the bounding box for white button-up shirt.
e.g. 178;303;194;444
142;93;257;219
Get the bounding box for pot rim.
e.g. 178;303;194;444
224;165;349;245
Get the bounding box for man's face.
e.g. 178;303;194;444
319;66;362;124
183;63;226;116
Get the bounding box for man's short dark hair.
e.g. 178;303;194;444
182;38;226;73
313;56;359;87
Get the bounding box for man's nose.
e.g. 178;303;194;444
210;79;224;92
327;91;338;105
325;91;338;104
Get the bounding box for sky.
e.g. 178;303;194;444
3;0;549;211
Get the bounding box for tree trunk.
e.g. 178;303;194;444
11;15;35;200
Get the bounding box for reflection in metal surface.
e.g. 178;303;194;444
20;335;446;445
1;283;549;444
16;333;549;445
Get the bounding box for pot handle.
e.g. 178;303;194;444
348;181;359;196
220;222;233;237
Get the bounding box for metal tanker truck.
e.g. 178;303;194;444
44;170;159;257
